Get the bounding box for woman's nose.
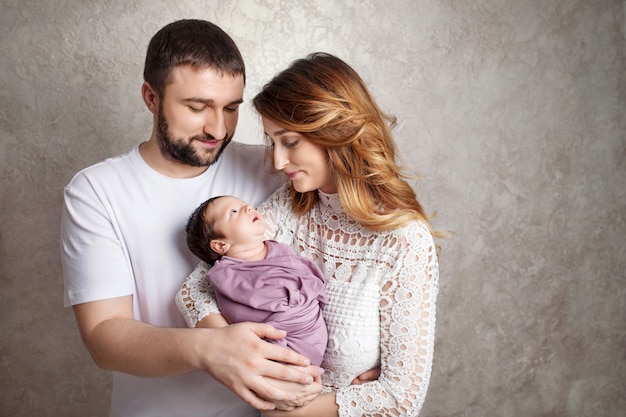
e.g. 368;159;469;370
273;147;288;170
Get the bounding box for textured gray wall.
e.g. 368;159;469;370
1;1;624;416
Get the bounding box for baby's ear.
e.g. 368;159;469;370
210;239;230;255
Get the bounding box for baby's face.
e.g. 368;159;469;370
206;196;268;243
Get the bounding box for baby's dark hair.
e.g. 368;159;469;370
186;196;225;266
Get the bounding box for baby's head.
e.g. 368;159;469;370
186;196;267;265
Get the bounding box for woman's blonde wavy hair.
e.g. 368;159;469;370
253;52;445;239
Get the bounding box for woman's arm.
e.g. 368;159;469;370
332;221;439;417
175;261;220;327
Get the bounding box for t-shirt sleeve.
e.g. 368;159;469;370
60;175;134;306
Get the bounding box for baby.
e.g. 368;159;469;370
185;195;328;366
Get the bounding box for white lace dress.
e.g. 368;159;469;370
177;184;439;417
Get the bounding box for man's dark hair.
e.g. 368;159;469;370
144;19;246;98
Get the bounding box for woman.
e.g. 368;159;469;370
177;52;444;416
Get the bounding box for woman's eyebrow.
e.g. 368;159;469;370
264;128;290;136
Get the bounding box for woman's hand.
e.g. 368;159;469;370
264;364;323;410
350;366;381;385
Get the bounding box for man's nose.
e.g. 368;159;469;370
203;111;226;140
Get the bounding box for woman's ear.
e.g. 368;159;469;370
210;239;230;255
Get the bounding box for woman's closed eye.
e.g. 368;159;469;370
284;139;299;148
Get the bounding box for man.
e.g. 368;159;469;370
61;19;318;417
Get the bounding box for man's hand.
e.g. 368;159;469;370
193;322;316;411
263;365;323;410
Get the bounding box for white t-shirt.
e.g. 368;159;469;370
61;142;284;417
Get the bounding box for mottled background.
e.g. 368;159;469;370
1;1;624;416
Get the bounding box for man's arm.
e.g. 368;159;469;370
73;295;316;410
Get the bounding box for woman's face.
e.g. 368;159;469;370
262;117;337;194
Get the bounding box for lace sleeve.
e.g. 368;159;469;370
336;222;439;417
258;184;294;244
175;261;221;327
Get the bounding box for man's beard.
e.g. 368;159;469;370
155;109;232;167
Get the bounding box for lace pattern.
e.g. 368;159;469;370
176;262;220;327
176;184;438;417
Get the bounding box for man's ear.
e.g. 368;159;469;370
210;239;230;255
141;82;159;115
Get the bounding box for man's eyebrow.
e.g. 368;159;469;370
182;98;244;105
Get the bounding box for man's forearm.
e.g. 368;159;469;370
73;297;321;411
84;317;203;377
